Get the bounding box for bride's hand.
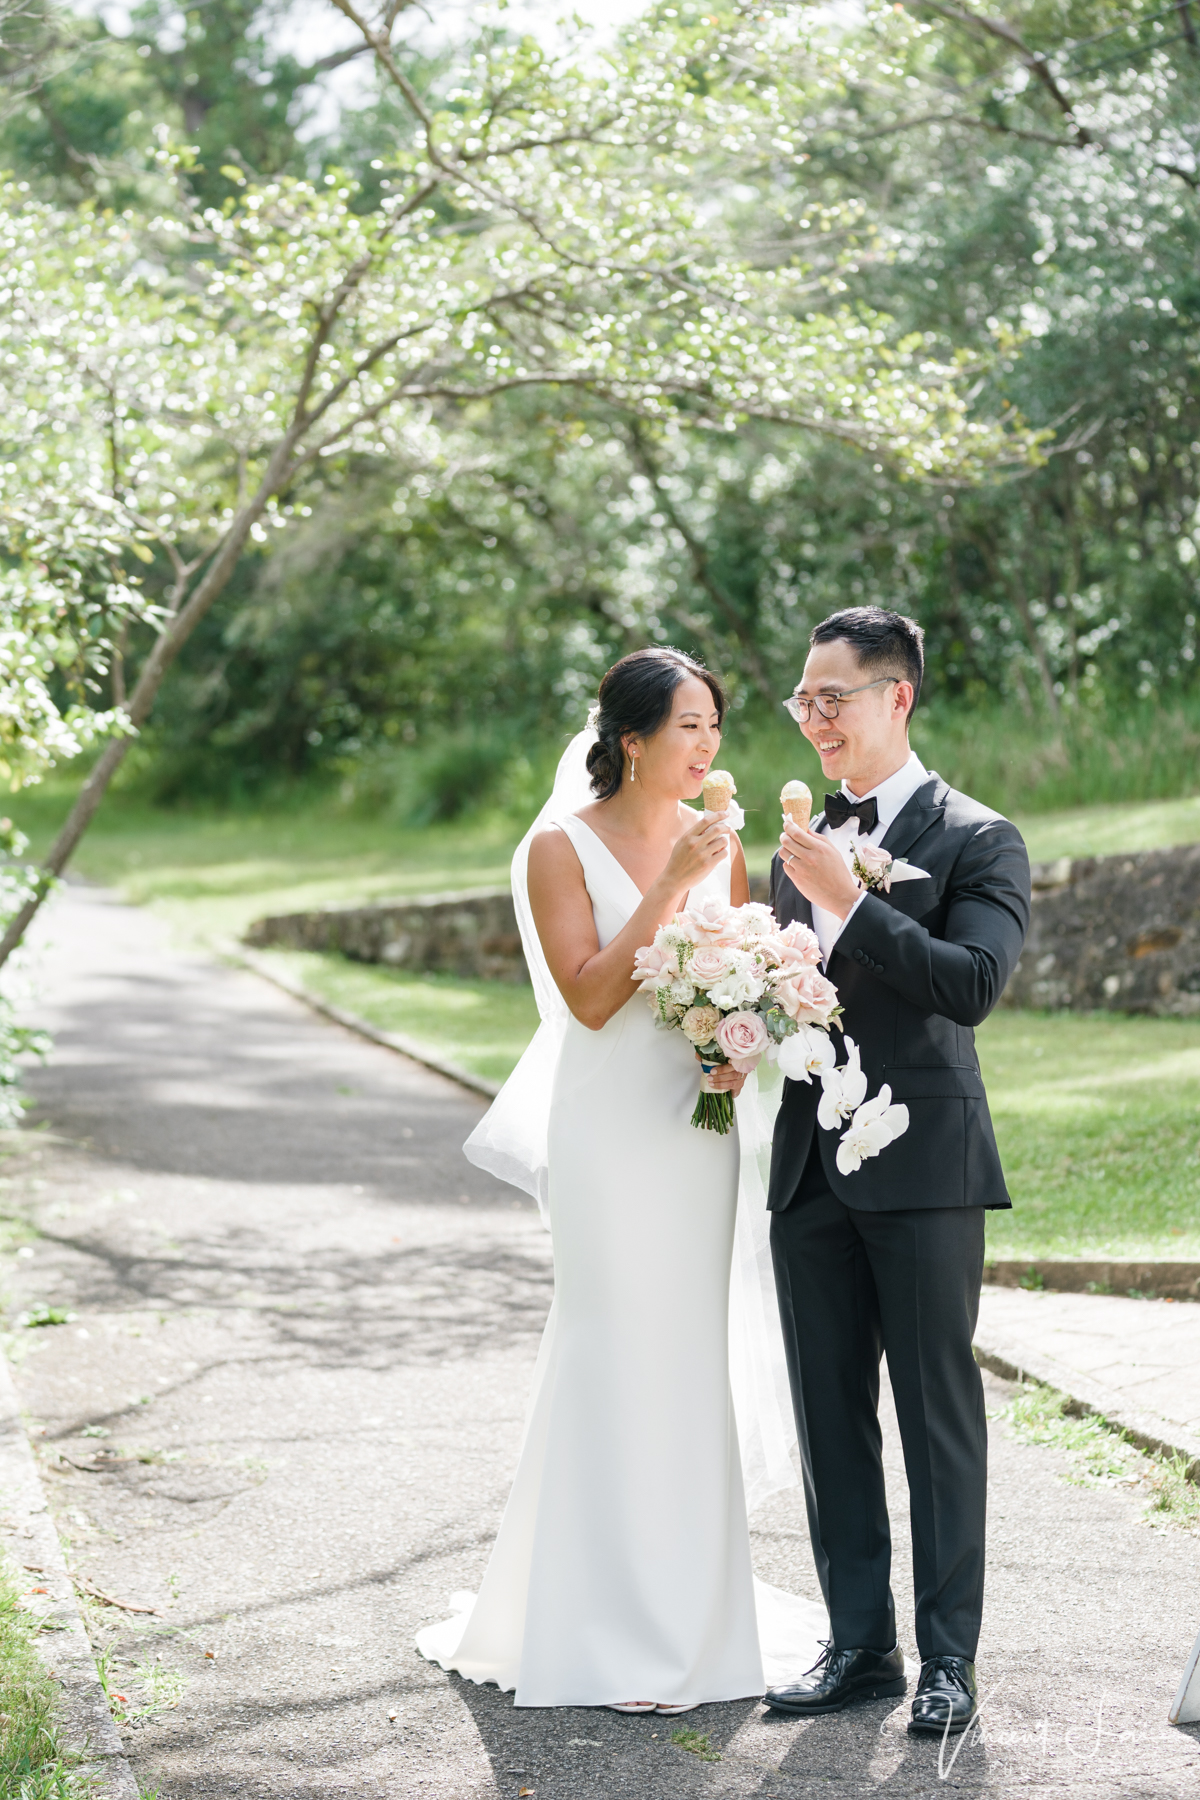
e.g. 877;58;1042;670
701;1061;747;1097
657;816;731;897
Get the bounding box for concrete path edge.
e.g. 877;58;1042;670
222;941;502;1100
0;1350;138;1798
985;1259;1200;1300
973;1327;1200;1481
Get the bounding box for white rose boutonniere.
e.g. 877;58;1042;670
849;838;933;895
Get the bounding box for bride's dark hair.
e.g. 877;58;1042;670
586;648;726;799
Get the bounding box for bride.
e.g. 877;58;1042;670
416;647;825;1711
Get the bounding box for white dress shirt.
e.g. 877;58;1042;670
810;750;929;965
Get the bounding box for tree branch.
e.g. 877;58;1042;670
625;421;776;704
912;1;1093;144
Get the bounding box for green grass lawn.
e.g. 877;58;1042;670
10;778;1200;1260
10;784;523;948
978;1011;1200;1260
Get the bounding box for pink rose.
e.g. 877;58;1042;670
777;920;822;963
775;965;840;1026
687;945;736;985
761;933;820;975
714;1009;770;1072
680;895;736;943
632;940;679;990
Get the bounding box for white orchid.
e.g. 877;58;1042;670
835;1087;911;1176
817;1036;868;1130
776;1024;838;1085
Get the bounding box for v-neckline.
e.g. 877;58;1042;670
567;812;708;916
567;814;649;904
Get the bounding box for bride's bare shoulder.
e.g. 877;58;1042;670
527;821;585;886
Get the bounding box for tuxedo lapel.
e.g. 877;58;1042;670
879;775;946;865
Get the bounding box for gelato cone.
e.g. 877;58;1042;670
702;769;737;815
780;779;812;830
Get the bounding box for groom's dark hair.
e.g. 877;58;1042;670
810;607;924;721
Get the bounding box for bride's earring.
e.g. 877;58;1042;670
629;752;637;784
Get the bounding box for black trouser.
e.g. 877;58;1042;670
770;1141;988;1662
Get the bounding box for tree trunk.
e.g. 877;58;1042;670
0;443;297;971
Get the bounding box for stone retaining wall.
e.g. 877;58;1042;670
243;846;1200;1014
245;873;774;982
1002;842;1200;1015
244;887;529;982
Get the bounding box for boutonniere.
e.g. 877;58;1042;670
850;838;931;894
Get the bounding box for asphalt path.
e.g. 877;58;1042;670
3;881;1198;1798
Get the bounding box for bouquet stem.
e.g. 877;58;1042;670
691;1086;735;1134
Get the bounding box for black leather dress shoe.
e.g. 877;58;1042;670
907;1656;977;1735
764;1642;906;1715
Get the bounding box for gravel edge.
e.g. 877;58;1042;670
0;1351;139;1798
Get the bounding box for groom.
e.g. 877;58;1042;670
763;607;1031;1735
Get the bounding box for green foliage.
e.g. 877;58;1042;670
0;0;1197;838
0;1562;90;1797
97;0;1195;797
0;3;1033;821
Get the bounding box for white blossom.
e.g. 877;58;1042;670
836;1088;910;1176
817;1036;868;1130
777;1023;837;1085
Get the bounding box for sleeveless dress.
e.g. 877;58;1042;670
416;814;821;1706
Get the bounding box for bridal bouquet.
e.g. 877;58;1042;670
632;897;842;1134
632;896;910;1167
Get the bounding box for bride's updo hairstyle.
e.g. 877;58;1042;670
585;647;726;799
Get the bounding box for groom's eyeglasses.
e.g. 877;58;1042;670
783;677;898;724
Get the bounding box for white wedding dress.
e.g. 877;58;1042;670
416;744;828;1707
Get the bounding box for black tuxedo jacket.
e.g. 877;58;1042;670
767;772;1031;1213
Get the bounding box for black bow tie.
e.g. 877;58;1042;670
823;792;879;834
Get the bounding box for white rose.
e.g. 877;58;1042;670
732;902;775;937
706;968;766;1010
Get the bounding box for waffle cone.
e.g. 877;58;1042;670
702;770;736;814
780;781;812;830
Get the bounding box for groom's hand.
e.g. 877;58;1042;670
779;821;862;919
